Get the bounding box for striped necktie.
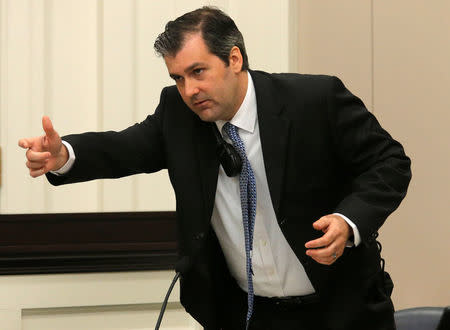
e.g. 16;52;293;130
223;122;257;329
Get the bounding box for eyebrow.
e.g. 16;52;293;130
169;62;206;79
184;62;204;73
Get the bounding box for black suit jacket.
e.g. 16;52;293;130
48;70;411;329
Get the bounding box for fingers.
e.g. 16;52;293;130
305;243;341;265
18;138;34;149
305;228;340;265
305;231;334;249
26;159;50;178
305;214;351;265
312;216;329;231
305;216;334;249
25;149;52;178
26;149;51;162
28;166;49;178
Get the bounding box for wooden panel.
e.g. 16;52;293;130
0;212;177;274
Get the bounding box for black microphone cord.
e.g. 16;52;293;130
155;271;181;330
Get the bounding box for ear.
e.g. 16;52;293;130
229;46;243;72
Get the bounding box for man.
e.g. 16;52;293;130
19;7;411;330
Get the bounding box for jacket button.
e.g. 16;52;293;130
194;232;205;240
370;232;379;240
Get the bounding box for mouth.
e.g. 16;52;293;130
194;99;208;105
194;99;211;107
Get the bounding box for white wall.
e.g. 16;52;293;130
0;0;297;214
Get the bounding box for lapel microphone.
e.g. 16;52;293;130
210;123;242;177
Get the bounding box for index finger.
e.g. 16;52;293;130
18;138;34;149
305;230;335;249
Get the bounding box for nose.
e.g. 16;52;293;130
183;78;200;98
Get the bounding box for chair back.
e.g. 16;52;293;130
395;307;444;330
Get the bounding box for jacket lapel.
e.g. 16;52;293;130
195;119;220;224
251;70;290;220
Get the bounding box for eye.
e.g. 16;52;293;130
193;68;204;75
170;75;183;82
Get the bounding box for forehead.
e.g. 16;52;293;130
164;34;217;73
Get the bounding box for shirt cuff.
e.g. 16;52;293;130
333;213;361;247
50;140;75;176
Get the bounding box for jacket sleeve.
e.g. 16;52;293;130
46;88;169;186
328;77;412;246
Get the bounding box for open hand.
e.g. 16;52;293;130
18;116;68;177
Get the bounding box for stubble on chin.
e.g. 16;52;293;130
197;111;216;122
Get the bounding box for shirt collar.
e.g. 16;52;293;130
216;71;257;135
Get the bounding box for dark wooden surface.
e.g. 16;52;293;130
0;212;178;274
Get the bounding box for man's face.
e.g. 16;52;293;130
164;34;246;122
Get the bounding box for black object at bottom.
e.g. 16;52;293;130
254;293;320;307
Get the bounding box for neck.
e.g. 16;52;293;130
227;71;249;121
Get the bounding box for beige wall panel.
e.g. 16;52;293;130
0;271;177;309
45;0;100;212
101;0;137;211
298;0;373;109
0;0;46;214
0;271;201;329
0;309;21;330
174;0;206;17
22;305;192;330
373;1;450;308
27;0;48;213
228;0;291;73
134;0;177;211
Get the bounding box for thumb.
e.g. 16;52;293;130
313;216;331;231
42;116;57;139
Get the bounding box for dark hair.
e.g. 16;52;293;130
154;6;249;71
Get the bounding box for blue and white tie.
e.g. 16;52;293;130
223;122;257;329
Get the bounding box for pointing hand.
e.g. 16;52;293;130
18;116;68;178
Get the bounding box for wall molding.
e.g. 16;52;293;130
0;211;177;274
